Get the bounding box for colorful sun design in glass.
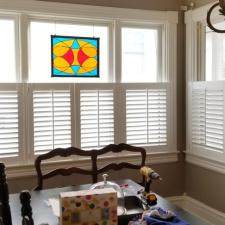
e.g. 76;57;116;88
51;35;99;77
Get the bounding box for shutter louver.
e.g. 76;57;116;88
126;89;167;146
33;90;71;155
80;90;114;150
0;91;19;157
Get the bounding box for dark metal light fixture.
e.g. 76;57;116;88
207;0;225;33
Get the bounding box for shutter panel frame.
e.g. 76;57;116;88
29;84;73;157
190;82;225;161
79;89;115;150
125;84;169;149
0;84;25;164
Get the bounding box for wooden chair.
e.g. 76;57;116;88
34;143;146;190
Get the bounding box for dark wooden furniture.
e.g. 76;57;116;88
9;179;210;225
34;143;146;190
0;163;12;225
20;191;34;225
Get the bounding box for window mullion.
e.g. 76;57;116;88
146;89;149;144
52;91;55;149
97;91;100;148
19;14;29;83
114;84;126;144
26;84;35;163
114;21;122;83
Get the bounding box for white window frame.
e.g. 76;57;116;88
26;16;114;83
185;2;225;174
119;22;163;83
0;0;178;177
0;13;20;82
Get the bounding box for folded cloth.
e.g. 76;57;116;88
142;207;189;225
144;207;175;220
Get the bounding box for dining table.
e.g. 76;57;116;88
9;179;210;225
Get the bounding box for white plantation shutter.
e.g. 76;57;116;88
191;82;224;155
33;90;72;155
0;91;19;158
126;88;167;146
80;90;114;150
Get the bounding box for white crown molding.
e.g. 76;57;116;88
6;151;178;179
185;152;225;175
0;0;178;23
168;195;225;225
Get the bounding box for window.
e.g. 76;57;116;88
0;3;177;168
29;20;110;83
0;18;17;82
186;5;225;172
122;26;161;83
205;21;225;81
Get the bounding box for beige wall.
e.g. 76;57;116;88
38;0;181;11
185;163;225;213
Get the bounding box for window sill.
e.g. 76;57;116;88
6;151;179;179
185;152;225;175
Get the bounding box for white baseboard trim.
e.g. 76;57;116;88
167;195;225;225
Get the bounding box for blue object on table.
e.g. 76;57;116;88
143;207;189;225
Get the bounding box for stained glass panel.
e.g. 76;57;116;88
51;35;99;77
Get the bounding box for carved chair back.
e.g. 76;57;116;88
34;143;146;190
94;143;146;183
34;146;98;190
